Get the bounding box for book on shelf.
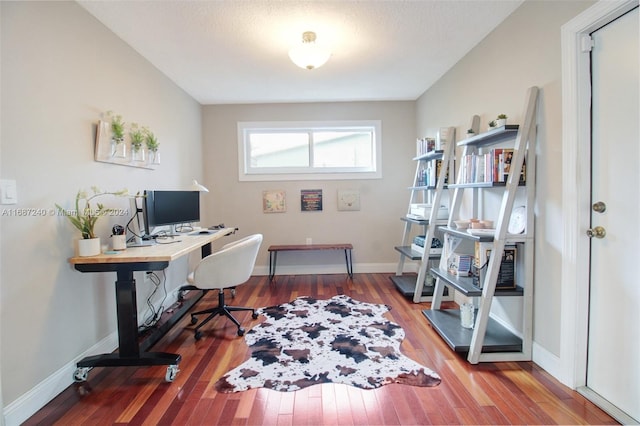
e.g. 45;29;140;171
459;149;526;184
448;253;473;277
472;242;517;289
411;244;443;256
501;149;526;183
413;235;443;248
417;159;453;187
436;127;452;151
416;137;435;157
409;204;448;220
412;236;443;256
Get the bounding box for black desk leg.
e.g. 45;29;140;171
269;251;277;281
344;249;354;279
74;270;181;383
201;242;212;258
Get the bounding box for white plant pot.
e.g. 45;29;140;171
496;118;507;127
77;237;101;257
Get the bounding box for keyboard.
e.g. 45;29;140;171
188;229;218;236
127;240;156;248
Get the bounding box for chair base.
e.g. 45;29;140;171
190;289;257;339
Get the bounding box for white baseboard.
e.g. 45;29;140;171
3;283;185;426
532;341;562;383
253;262;399;276
3;333;118;426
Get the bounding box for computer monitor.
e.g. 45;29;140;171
142;190;200;236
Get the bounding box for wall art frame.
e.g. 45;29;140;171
263;190;286;213
95;120;158;170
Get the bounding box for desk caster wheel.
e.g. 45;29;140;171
165;365;179;382
237;327;245;337
252;312;259;319
190;315;198;325
73;367;92;382
195;330;203;340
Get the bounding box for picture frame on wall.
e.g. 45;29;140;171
94;120;156;170
301;189;323;212
262;190;286;213
337;189;360;211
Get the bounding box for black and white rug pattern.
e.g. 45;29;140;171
215;295;441;393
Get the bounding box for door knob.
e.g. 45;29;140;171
586;226;606;239
592;201;606;213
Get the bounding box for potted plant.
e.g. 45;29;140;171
496;114;508;127
466;128;475;138
129;123;145;162
144;127;160;165
56;187;129;256
107;111;126;158
488;120;497;130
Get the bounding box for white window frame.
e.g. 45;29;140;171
237;120;382;181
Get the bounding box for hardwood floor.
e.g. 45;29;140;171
24;273;617;425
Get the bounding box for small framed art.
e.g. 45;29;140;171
301;189;323;212
262;190;286;213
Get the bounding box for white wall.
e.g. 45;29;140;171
415;0;595;361
202;102;416;273
0;0;204;416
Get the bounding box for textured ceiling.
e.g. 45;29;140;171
78;0;524;105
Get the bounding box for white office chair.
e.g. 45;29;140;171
188;234;263;340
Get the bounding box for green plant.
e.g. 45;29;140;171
488;120;497;128
129;123;145;151
467;128;475;134
497;114;508;120
56;187;129;239
144;127;159;152
107;111;125;143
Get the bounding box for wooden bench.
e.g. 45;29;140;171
267;243;353;281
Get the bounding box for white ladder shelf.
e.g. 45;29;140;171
391;127;456;303
424;87;539;363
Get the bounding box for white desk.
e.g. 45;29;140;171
69;228;235;382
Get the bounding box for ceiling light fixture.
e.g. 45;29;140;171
288;31;331;70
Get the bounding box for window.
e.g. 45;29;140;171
238;121;381;181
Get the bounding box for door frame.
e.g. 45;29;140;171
560;0;638;422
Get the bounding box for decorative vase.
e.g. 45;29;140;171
148;150;160;166
77;237;101;257
111;140;126;158
131;146;145;163
460;303;475;329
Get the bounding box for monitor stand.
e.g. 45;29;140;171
127;235;156;248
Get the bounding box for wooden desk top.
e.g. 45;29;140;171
69;228;235;265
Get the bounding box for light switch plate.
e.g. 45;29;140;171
0;179;17;205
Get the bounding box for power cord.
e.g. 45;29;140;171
138;270;168;331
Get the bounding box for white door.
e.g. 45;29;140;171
588;6;639;422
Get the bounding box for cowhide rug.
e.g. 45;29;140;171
215;295;441;393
